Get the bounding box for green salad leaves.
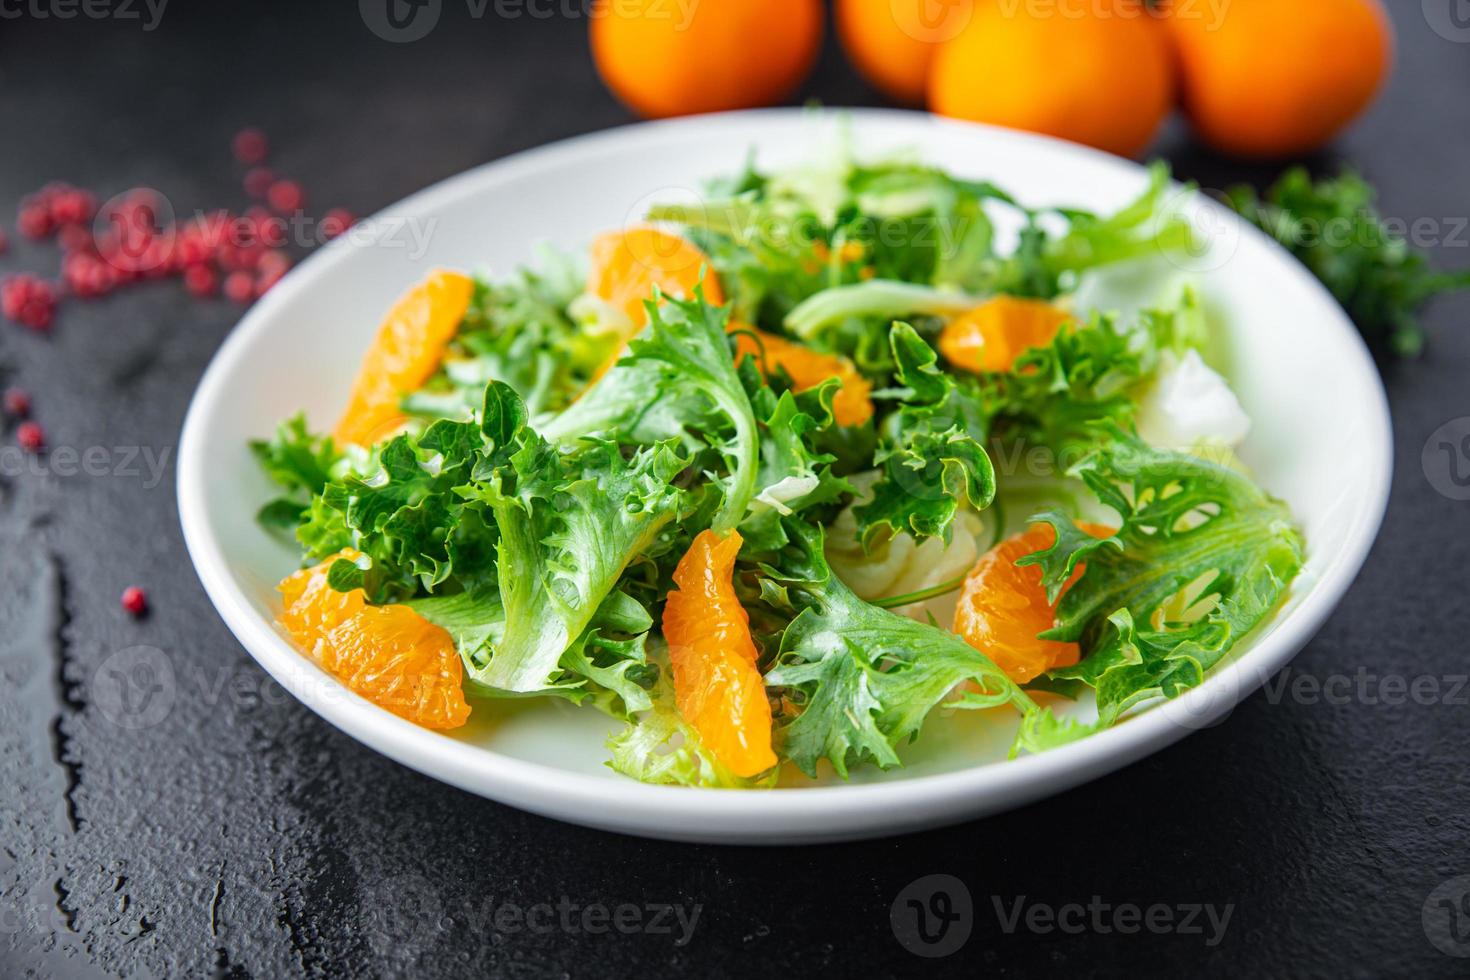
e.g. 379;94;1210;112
254;148;1307;789
1023;426;1304;723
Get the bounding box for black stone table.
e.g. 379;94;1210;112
2;3;1467;977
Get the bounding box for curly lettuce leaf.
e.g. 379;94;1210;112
854;324;995;547
982;294;1205;458
1021;425;1304;723
738;376;851;553
764;519;1086;778
404;250;595;420
545;293;760;533
471;431;687;693
606;671;776;788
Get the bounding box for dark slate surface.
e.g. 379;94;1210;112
1;2;1467;977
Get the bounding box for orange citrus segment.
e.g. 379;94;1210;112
333;269;475;447
277;552;471;730
279;548;367;640
732;325;875;427
662;529;777;777
939;296;1075;374
588;227;723;336
953;522;1115;684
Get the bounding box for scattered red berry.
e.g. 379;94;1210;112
223;270;254;304
2;387;30;418
17;201;54;240
246;207;287;249
16;420;44;453
1;275;59;331
0;228;8;254
121;586;149;617
183;264;218;298
49;187;96;227
320;208;355;240
62;251;119;299
232;128;269;166
266;179;304;214
57;223;92;253
244;167;275;199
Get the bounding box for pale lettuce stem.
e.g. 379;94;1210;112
784;280;985;339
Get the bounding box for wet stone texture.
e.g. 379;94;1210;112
2;3;1469;978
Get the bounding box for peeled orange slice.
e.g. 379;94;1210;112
661;529;777;777
278;551;471;730
588;227;723;334
333;269;475;447
939;296;1075;374
953;522;1114;684
732;325;874;427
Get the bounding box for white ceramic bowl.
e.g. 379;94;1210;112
178;109;1391;844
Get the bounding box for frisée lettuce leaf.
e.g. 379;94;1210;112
1021;425;1304;723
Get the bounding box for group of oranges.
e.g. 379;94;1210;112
592;0;1395;159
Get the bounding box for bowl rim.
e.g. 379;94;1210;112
177;108;1393;843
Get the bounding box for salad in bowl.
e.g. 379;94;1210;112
250;150;1303;789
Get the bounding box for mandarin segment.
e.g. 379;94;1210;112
732;326;874;426
939;296;1075;374
662;529;777;777
588;227;723;334
953;522;1114;684
321;606;471;731
277;552;471;730
334;269;474;447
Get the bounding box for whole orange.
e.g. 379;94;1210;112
836;0;975;104
928;0;1175;158
591;0;824;119
1165;0;1393;158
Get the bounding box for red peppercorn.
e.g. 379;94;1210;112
256;249;291;278
223;270;254;304
2;387;30;418
233;128;269;166
1;275;59;331
246;207;288;249
184;264;218;298
266;179;304;214
244;167;275;199
16;420;44;453
255;259;291;299
17;202;53;240
57;223;93;254
49;188;97;227
320;208;355;241
121;586;148;617
63;252;115;299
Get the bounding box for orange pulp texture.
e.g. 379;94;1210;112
661;530;777;778
953;523;1115;684
939;296;1075;374
278;551;471;730
333;269;474;447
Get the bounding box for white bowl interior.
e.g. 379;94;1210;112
179;110;1390;842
